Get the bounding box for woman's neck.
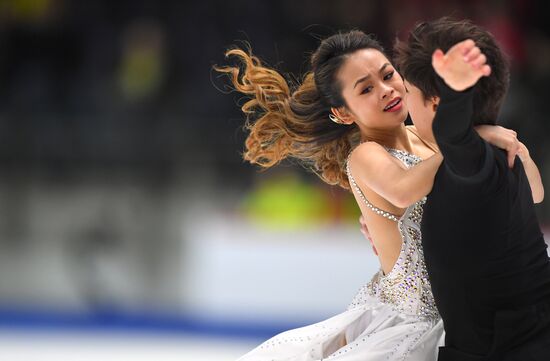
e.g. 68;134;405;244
360;124;413;153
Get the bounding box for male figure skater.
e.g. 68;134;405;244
394;18;550;360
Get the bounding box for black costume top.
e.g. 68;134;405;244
421;78;550;360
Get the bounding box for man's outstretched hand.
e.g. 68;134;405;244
432;39;491;91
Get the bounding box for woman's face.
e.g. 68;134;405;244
335;49;408;129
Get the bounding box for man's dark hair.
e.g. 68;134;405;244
393;17;510;125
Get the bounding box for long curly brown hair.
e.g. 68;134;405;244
215;31;385;189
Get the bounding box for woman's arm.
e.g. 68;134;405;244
475;125;544;203
349;142;443;208
475;125;519;168
517;142;544;203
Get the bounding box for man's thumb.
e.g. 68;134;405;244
432;49;445;70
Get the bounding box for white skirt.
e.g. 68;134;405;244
237;294;445;361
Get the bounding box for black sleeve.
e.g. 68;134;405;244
432;76;487;177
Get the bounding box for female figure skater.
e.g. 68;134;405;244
215;28;542;361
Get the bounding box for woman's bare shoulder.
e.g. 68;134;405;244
348;141;394;171
350;141;386;159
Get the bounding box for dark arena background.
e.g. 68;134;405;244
0;0;548;359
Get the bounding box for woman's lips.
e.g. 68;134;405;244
384;98;402;112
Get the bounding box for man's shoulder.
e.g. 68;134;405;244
437;141;499;186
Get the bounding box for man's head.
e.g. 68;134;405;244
393;17;510;142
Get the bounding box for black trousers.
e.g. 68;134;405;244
438;300;550;361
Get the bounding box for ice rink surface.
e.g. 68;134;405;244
0;329;258;361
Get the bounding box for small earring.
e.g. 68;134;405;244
329;114;341;124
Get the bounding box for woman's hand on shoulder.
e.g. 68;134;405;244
474;125;544;203
475;125;520;168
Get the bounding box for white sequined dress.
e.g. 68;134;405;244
237;147;445;361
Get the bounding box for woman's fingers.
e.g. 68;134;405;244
508;149;517;168
507;138;521;168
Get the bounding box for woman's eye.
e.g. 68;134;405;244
361;86;373;94
384;71;394;81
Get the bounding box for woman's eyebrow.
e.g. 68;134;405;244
353;63;390;89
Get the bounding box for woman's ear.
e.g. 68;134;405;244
331;107;355;125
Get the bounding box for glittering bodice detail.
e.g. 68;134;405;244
346;147;439;320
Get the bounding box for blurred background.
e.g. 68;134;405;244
0;0;548;360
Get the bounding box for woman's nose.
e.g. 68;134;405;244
381;84;394;99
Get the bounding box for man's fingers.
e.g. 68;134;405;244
432;49;445;70
458;39;476;55
453;40;490;75
361;229;372;243
371;244;379;256
464;46;481;61
470;54;487;68
442;40;471;62
359;214;372;240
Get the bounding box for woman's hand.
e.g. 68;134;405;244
475;125;544;203
475;125;520;168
